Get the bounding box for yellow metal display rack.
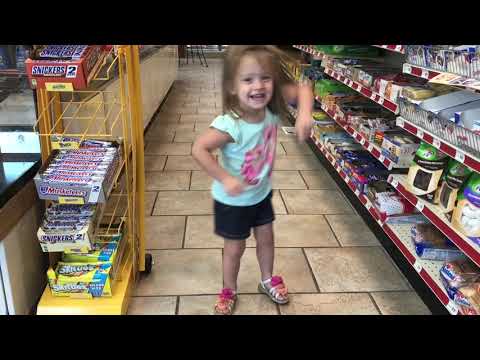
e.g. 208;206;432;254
34;45;149;315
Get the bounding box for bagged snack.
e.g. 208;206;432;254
406;142;449;202
411;223;466;261
434;159;473;214
440;258;480;313
451;173;480;245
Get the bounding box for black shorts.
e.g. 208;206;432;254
214;191;275;240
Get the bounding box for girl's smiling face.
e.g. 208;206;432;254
233;55;274;117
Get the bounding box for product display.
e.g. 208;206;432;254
411;223;466;261
296;44;480;315
451;173;480;246
47;262;113;298
406;143;449;201
25;45;107;90
34;144;120;204
434;160;473;214
440;258;480;314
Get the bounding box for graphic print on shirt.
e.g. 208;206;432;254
240;124;277;185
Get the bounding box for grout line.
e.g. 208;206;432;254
297;170;309;189
277;190;289;215
276;303;281;315
188;170;193;190
150;192;159;217
131;289;413;298
367;293;383;315
175;296;180;315
323;215;343;247
162;156;168;171
182;216;188;249
301;248;321;293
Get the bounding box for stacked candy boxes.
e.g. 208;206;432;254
320;132;390;194
33;140;123;298
25;45;107;90
47;235;121;298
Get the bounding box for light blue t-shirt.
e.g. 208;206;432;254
210;109;279;206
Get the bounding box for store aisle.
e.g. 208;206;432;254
128;59;431;315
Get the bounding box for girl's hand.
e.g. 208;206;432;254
222;176;245;196
295;113;313;142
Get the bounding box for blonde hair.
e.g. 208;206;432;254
222;45;295;121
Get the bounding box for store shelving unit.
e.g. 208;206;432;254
387;174;480;267
323;68;399;114
396;116;480;173
310;133;459;315
318;101;398;170
373;45;405;54
33;45;149;315
292;45;323;58
402;63;440;81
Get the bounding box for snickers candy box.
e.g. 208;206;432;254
25;45;107;90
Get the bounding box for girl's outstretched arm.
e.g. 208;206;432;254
283;78;314;142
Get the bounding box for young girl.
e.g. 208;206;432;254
192;45;314;315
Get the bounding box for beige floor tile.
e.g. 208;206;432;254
198;107;221;116
371;292;431;315
238;248;317;293
152;113;181;124
144;156;167;171
173;130;199;143
272;190;287;215
300;170;337;190
325;215;379;247
272;171;307;190
145;216;185;249
274;156;323;170
280;293;379;315
127;296;177;315
164;156;202;171
280;190;353;215
145;192;157;216
161;104;198;112
274;215;338;247
304;247;411;292
145;142;192;155
145;171;190;191
178;294;276;315
135;249;222;296
145;125;175;136
144;131;175;143
190;171;212;190
159;123;195;132
161;107;198;115
178;295;216;315
199;98;216;106
277;132;298;143
180;114;215;123
153;191;213;215
184;215;255;248
281;142;312;155
276;145;286;156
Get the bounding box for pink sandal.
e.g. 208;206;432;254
214;288;237;315
258;275;289;304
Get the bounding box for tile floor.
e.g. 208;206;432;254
127;59;431;315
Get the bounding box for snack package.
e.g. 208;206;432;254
62;241;119;263
381;134;419;168
434;159;473;214
25;45;106;90
406;142;449;202
451;173;480;245
411;223;466;261
47;262;112;298
440;258;480;311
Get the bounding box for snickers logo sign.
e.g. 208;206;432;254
31;65;67;77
